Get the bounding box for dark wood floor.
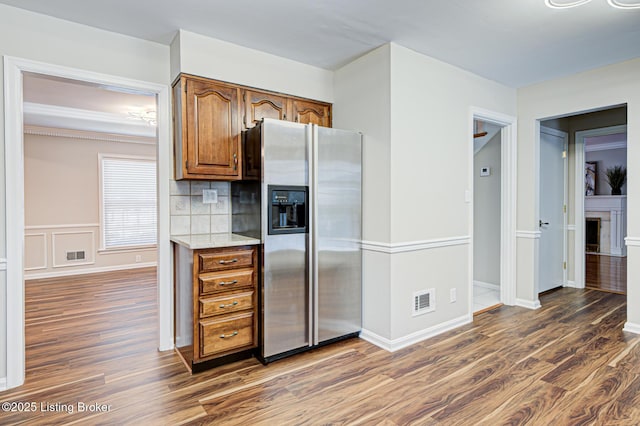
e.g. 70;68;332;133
2;269;639;424
586;254;627;294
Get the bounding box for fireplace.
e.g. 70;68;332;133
586;217;601;253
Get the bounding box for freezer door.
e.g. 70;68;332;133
314;126;362;344
261;119;311;358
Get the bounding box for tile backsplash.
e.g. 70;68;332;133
170;180;231;235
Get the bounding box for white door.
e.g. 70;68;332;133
539;126;567;293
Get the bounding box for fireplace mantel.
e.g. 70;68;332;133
585;195;626;211
585;195;626;256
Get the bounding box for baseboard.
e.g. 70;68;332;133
0;377;6;391
515;298;541;310
360;314;472;352
623;322;640;335
473;280;500;291
24;262;157;280
565;281;577;288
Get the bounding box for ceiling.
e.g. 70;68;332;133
1;0;639;88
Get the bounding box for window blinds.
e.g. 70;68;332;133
102;157;157;248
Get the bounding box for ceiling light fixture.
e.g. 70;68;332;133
545;0;640;7
127;110;157;126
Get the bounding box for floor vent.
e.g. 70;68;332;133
413;289;435;316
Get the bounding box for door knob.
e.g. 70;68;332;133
539;220;549;227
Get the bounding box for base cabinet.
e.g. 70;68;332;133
174;244;258;372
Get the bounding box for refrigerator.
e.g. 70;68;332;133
232;118;362;363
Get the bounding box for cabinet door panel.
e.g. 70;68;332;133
291;99;331;127
244;90;288;128
185;79;240;178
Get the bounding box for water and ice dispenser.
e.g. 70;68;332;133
268;185;307;235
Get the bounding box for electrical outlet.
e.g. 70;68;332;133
450;288;456;303
135;255;142;262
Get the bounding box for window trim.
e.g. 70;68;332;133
98;153;157;251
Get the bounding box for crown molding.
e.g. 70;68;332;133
23;102;157;138
24;125;155;145
585;141;627;152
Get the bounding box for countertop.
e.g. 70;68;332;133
170;233;260;250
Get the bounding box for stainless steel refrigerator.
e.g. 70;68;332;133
232;118;362;363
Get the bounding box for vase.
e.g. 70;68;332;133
611;188;622;195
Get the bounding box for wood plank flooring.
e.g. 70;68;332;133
1;269;639;425
586;254;627;294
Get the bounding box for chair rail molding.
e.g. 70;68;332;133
361;236;470;254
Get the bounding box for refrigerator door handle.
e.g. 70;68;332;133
306;123;316;347
311;124;320;347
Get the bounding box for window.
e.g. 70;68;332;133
101;155;157;249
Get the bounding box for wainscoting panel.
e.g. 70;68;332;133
52;230;96;268
24;233;47;270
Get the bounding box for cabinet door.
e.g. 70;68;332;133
184;79;241;179
290;99;331;127
244;90;288;128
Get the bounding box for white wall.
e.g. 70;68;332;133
474;133;501;286
0;2;170;382
334;44;392;339
171;30;334;102
335;43;516;347
517;58;640;329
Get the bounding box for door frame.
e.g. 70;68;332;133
573;124;627;289
469;107;517;309
3;56;173;389
538;125;569;294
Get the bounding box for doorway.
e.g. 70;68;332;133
473;119;503;312
470;108;517;314
538;105;628;303
4;57;172;389
575;122;628;294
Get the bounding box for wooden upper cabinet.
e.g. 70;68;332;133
290;99;331;127
173;74;332;180
243;90;288;129
174;76;241;180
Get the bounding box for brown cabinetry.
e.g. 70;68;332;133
290;98;331;127
173;74;332;180
243;90;289;128
174;244;258;372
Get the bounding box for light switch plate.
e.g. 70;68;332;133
203;189;218;204
480;167;491;177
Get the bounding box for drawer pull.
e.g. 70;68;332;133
219;301;239;309
218;258;238;265
219;280;238;286
220;331;239;339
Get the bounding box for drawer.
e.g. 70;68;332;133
200;291;254;318
199;269;254;294
199;249;254;273
200;312;255;357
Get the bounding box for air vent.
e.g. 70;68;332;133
413;289;435;316
66;251;86;261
